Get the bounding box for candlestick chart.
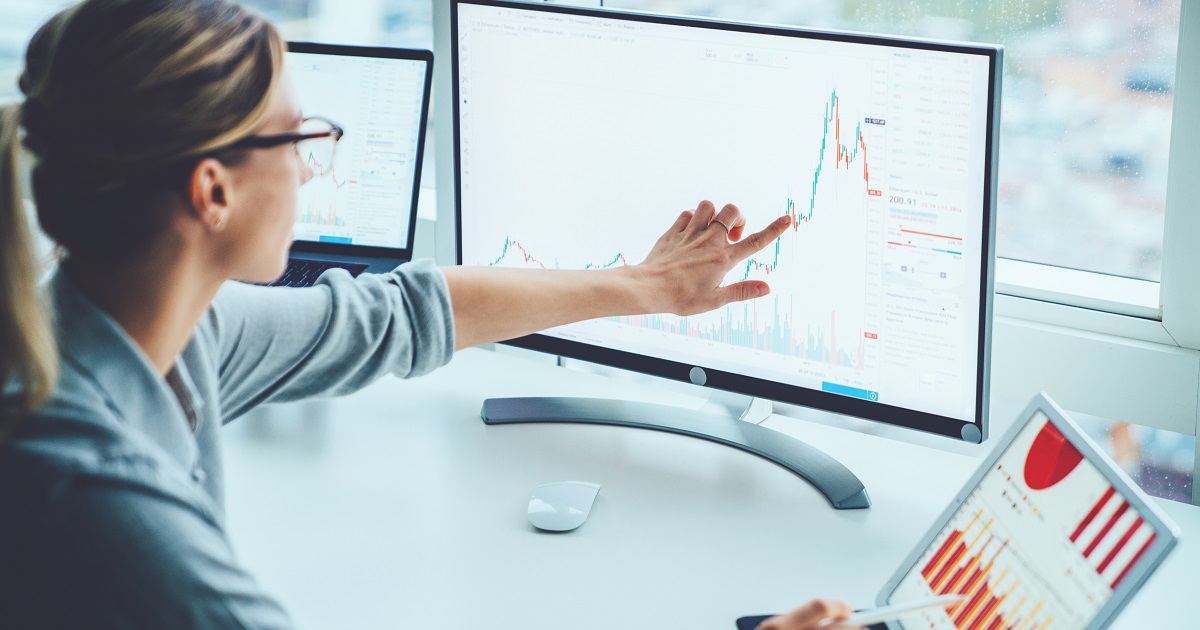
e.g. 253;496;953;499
485;88;879;371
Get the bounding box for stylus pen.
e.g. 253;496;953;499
826;594;967;627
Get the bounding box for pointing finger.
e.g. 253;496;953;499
728;214;792;261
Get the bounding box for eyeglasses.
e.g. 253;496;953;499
223;116;344;176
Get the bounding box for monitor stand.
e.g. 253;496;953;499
700;388;775;424
481;390;871;510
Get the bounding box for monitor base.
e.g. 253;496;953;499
481;397;871;510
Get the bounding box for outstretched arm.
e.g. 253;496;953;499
443;200;793;350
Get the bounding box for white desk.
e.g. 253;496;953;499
223;348;1198;629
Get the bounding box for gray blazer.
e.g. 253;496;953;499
0;261;455;628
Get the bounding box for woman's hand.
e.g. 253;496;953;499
443;200;792;349
635;200;792;316
756;599;862;630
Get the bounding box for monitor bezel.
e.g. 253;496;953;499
286;42;434;259
451;0;1001;442
874;392;1180;629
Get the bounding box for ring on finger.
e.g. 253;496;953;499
710;218;731;233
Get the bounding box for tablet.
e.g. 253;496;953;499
874;393;1179;630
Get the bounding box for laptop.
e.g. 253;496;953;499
269;42;434;287
738;392;1180;630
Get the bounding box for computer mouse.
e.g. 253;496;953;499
527;481;601;532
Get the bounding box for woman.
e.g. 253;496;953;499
0;1;859;627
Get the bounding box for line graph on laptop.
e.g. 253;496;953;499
298;156;352;231
289;51;426;248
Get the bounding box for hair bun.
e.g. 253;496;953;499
19;97;52;158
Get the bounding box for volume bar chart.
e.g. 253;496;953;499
610;296;866;368
488;235;870;368
297;203;347;227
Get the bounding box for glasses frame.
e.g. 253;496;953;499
222;116;344;175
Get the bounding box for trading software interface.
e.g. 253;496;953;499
288;51;427;249
457;4;993;422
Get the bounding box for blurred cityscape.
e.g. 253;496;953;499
0;0;1190;502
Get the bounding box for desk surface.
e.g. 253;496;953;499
222;348;1198;629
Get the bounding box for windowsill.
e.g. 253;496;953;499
995;258;1161;320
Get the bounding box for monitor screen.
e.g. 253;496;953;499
888;411;1162;628
286;45;431;251
453;1;999;440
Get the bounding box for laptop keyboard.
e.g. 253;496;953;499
267;259;368;287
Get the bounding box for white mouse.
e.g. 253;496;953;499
527;481;601;532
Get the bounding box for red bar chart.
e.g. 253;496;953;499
1070;486;1158;589
921;509;1053;630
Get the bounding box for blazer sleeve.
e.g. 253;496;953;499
203;260;456;421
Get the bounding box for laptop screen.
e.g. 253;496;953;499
888;411;1161;629
286;46;431;252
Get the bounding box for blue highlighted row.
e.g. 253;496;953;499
822;381;879;402
319;236;353;244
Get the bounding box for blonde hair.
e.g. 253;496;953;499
1;0;285;417
1;105;56;419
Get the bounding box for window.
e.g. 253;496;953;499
243;0;432;49
1077;416;1195;503
0;1;74;101
0;1;433;101
609;1;1181;286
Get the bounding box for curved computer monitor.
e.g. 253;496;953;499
451;0;1000;502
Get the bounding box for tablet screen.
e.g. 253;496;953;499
888;411;1159;629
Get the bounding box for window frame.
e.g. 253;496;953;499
429;0;1200;504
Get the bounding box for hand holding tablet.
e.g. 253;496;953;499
829;595;966;627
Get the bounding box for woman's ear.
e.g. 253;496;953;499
188;157;233;231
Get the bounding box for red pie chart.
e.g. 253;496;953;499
1024;421;1084;490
